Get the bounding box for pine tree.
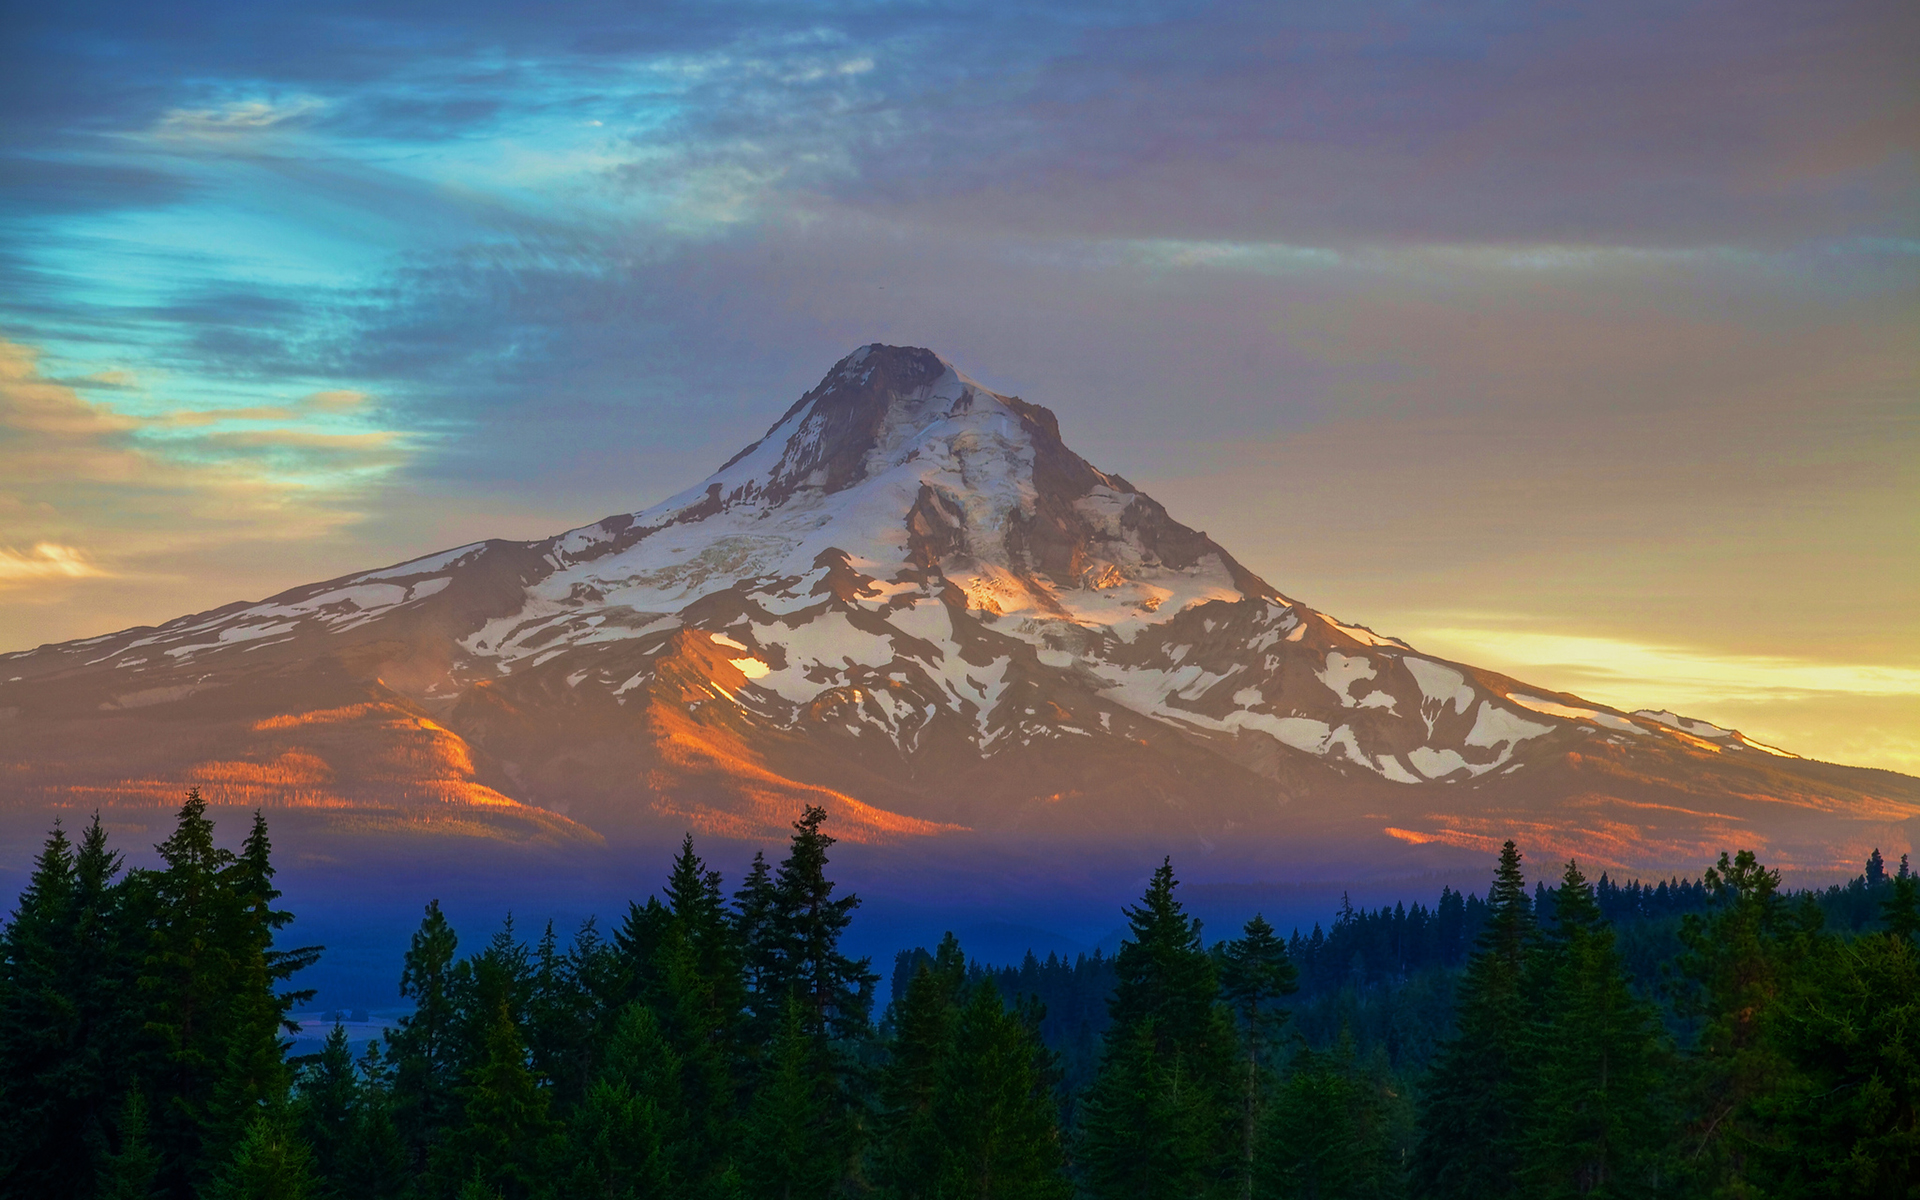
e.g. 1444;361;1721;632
1079;1018;1214;1199
389;900;460;1175
1747;918;1920;1195
430;999;560;1200
737;999;847;1200
557;1004;682;1200
871;934;968;1196
1522;860;1673;1198
293;1025;356;1196
1256;1032;1406;1200
95;1091;163;1200
332;1041;406;1200
1411;839;1535;1199
205;1110;316;1200
205;813;319;1173
651;836;746;1179
932;980;1073;1199
1883;855;1920;943
1079;858;1237;1198
732;851;780;1039
1217;914;1298;1199
1675;849;1819;1191
769;806;878;1041
137;790;245;1197
0;820;81;1194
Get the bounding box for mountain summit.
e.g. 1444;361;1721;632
2;345;1911;874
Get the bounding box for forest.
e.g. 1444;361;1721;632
1;790;1915;1199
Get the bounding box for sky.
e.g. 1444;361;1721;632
0;0;1915;772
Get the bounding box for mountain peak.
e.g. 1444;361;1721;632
2;343;1906;876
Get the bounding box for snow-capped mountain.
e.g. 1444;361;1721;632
2;346;1911;873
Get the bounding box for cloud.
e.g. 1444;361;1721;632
1408;627;1920;707
151;97;327;144
0;334;409;611
0;543;107;585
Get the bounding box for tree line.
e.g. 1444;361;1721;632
2;790;1915;1197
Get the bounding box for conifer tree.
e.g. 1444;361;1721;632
1746;912;1920;1194
1217;914;1298;1198
738;999;847;1200
1079;858;1237;1198
431;1000;560;1200
871;934;968;1196
932;980;1073;1199
95;1091;163;1200
650;836;747;1176
1522;860;1672;1197
3;814;144;1198
1411;839;1535;1199
135;791;281;1197
1079;1018;1214;1198
1256;1031;1405;1200
205;813;319;1172
1675;849;1818;1190
293;1025;356;1196
733;851;780;1038
206;1111;316;1200
390;900;460;1174
331;1041;406;1200
1883;854;1920;943
770;806;878;1041
0;820;81;1193
557;1004;682;1200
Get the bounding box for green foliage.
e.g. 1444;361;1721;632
1080;858;1238;1198
1255;1033;1408;1200
205;1111;316;1200
430;999;560;1200
872;934;1071;1199
737;999;847;1200
13;801;1918;1200
556;1004;681;1200
1411;839;1536;1199
1217;913;1298;1197
1522;860;1673;1198
1743;928;1920;1196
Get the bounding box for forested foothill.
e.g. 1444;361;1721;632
2;791;1914;1198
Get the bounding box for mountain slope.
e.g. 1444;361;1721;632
3;345;1912;874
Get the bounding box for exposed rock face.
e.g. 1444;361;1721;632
2;345;1913;872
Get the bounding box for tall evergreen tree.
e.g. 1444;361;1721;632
94;1091;162;1200
1256;1032;1406;1200
205;1110;315;1200
135;794;313;1198
557;1003;683;1200
931;980;1073;1199
738;999;848;1200
1411;839;1535;1199
389;900;460;1175
871;934;969;1197
1522;860;1672;1198
1746;919;1920;1195
205;813;319;1171
1217;914;1298;1199
769;806;878;1041
1674;849;1819;1191
1079;858;1237;1198
430;1000;560;1200
0;814;143;1199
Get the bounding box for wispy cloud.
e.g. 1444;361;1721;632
0;335;408;600
151;97;327;144
0;543;107;585
1408;626;1920;707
